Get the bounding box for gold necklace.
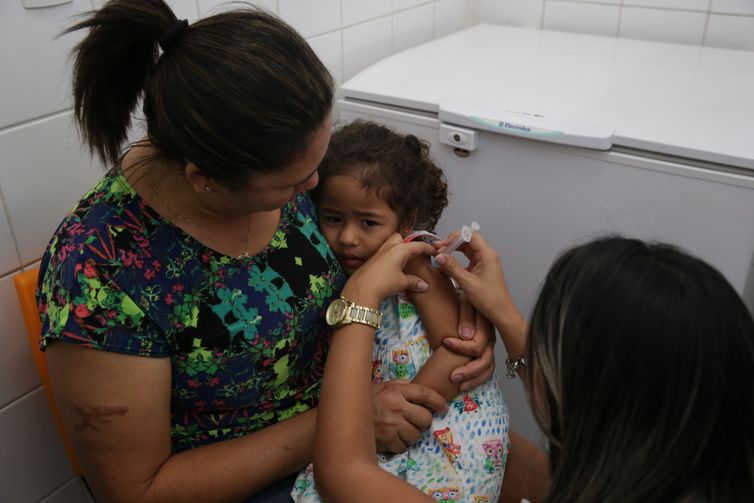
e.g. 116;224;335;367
147;173;254;259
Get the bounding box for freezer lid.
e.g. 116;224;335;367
340;24;754;169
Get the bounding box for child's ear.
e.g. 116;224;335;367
401;211;418;234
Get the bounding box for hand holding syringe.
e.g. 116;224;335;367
431;221;480;267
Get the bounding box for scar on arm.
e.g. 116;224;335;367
74;405;129;431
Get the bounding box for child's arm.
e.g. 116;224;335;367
405;255;471;401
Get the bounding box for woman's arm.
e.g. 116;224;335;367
314;235;436;503
405;255;471;400
500;432;551;503
314;311;432;503
47;342;317;503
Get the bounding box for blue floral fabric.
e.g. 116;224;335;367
37;167;345;452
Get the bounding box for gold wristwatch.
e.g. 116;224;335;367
325;296;383;330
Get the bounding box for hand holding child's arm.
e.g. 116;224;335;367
405;254;471;400
433;232;527;375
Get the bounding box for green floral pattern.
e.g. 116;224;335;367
38;168;344;451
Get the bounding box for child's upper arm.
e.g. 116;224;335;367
405;255;469;400
404;255;459;349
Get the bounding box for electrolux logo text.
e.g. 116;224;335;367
498;121;531;133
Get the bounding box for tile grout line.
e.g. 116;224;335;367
36;475;83;503
0;385;43;415
616;0;623;37
0;109;74;136
700;0;711;46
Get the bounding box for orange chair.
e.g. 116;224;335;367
13;267;83;475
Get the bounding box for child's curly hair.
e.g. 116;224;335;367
312;120;448;232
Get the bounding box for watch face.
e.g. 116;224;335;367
326;298;347;326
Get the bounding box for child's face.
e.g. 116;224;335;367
318;175;402;276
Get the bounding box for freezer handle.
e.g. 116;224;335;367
439;100;615;151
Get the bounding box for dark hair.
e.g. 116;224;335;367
63;0;333;186
311;121;448;231
527;236;754;502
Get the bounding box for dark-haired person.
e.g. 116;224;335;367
37;2;495;502
314;232;754;503
436;235;754;502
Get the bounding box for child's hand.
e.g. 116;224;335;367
342;233;435;306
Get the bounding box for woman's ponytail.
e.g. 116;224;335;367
63;1;333;185
62;0;178;165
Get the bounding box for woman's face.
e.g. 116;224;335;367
212;113;332;216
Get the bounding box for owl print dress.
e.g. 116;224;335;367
292;293;510;503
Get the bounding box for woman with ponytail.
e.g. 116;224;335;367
37;2;494;501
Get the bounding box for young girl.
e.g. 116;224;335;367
292;121;510;502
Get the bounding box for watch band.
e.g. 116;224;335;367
327;296;384;330
343;298;383;329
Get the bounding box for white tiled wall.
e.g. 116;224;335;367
477;0;754;51
0;1;473;501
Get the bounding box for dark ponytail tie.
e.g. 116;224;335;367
159;19;189;52
404;135;422;155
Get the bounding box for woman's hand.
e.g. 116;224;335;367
433;231;516;326
434;232;528;364
342;233;435;306
445;304;497;391
371;380;448;453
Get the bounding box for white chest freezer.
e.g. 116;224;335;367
338;24;754;442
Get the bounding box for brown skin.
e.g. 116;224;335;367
314;236;438;503
407;254;551;503
500;432;551;503
314;237;552;503
405;254;472;401
434;232;553;501
48;343;319;503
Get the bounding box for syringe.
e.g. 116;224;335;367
432;221;480;266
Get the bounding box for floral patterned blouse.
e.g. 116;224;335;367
37;167;345;452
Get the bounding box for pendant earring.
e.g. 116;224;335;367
204;186;212;192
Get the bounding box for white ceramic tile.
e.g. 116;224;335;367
278;0;341;37
39;476;87;503
620;7;707;45
475;0;544;29
342;0;391;26
435;0;472;38
92;0;199;20
0;112;103;266
198;0;278;16
0;388;74;503
543;1;620;37
393;4;435;52
623;0;711;11
164;0;200;21
705;14;754;50
0;196;21;276
0;0;91;129
711;0;754;14
343;16;393;81
393;0;431;11
308;31;344;88
0;275;41;408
